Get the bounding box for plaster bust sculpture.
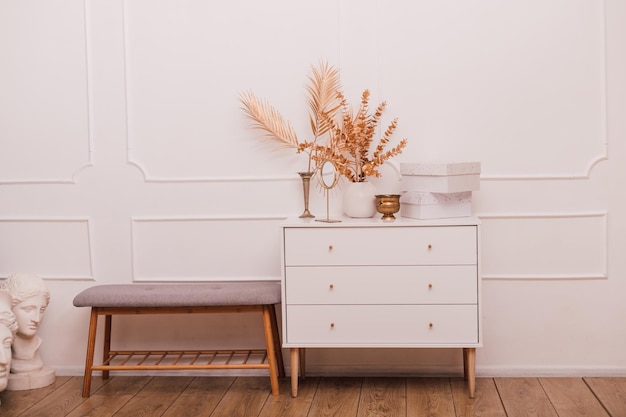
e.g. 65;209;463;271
0;290;18;402
1;273;55;390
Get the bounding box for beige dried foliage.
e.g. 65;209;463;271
306;62;342;140
240;62;342;172
240;62;407;180
313;90;408;182
239;91;299;149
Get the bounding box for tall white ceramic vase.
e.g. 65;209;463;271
342;181;377;218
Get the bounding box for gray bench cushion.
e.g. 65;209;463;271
73;281;281;308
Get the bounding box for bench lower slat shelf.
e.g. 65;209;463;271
93;349;272;371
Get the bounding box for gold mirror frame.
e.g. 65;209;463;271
316;159;341;223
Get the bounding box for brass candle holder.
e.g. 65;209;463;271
375;194;401;221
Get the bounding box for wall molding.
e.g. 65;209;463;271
480;153;608;182
477;38;608;181
120;0;608;184
482;0;608;181
0;217;95;281
126;159;298;183
121;0;303;184
477;211;608;281
477;211;608;220
0;162;94;185
131;215;288;222
0;0;93;185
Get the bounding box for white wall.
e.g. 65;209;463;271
1;0;625;377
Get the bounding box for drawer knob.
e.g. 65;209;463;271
427;244;432;250
428;283;433;289
330;322;335;328
329;284;334;290
328;245;334;251
429;322;433;328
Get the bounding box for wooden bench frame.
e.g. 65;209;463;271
82;304;285;397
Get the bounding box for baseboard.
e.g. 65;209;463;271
50;366;275;377
476;365;626;377
301;364;464;377
54;364;626;378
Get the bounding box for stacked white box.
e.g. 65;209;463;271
399;162;480;219
400;161;481;193
400;191;472;219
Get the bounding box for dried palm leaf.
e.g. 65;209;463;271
240;91;299;149
306;62;342;139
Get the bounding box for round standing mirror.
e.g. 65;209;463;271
319;159;339;190
316;159;341;223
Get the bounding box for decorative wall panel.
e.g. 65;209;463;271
0;218;94;280
0;0;91;184
480;212;607;280
124;0;339;181
131;216;284;281
0;0;623;376
378;0;606;179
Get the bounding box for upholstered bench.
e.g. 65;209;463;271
73;282;284;397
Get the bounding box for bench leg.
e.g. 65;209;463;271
262;305;280;396
103;314;112;380
82;308;99;397
268;305;285;377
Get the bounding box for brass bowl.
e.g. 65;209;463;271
375;194;401;221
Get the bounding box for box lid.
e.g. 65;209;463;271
400;161;481;176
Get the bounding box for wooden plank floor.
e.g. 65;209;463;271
0;376;624;417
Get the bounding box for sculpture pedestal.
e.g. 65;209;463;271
6;367;55;391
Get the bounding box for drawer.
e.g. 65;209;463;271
283;226;477;266
285;265;477;305
285;305;478;346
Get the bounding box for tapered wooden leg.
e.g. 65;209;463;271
290;348;299;397
463;348;469;379
82;309;99;397
102;313;111;380
262;305;280;396
464;348;476;398
269;305;285;377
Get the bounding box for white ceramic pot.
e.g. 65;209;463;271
342;181;377;218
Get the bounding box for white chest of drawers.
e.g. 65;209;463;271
280;217;481;397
